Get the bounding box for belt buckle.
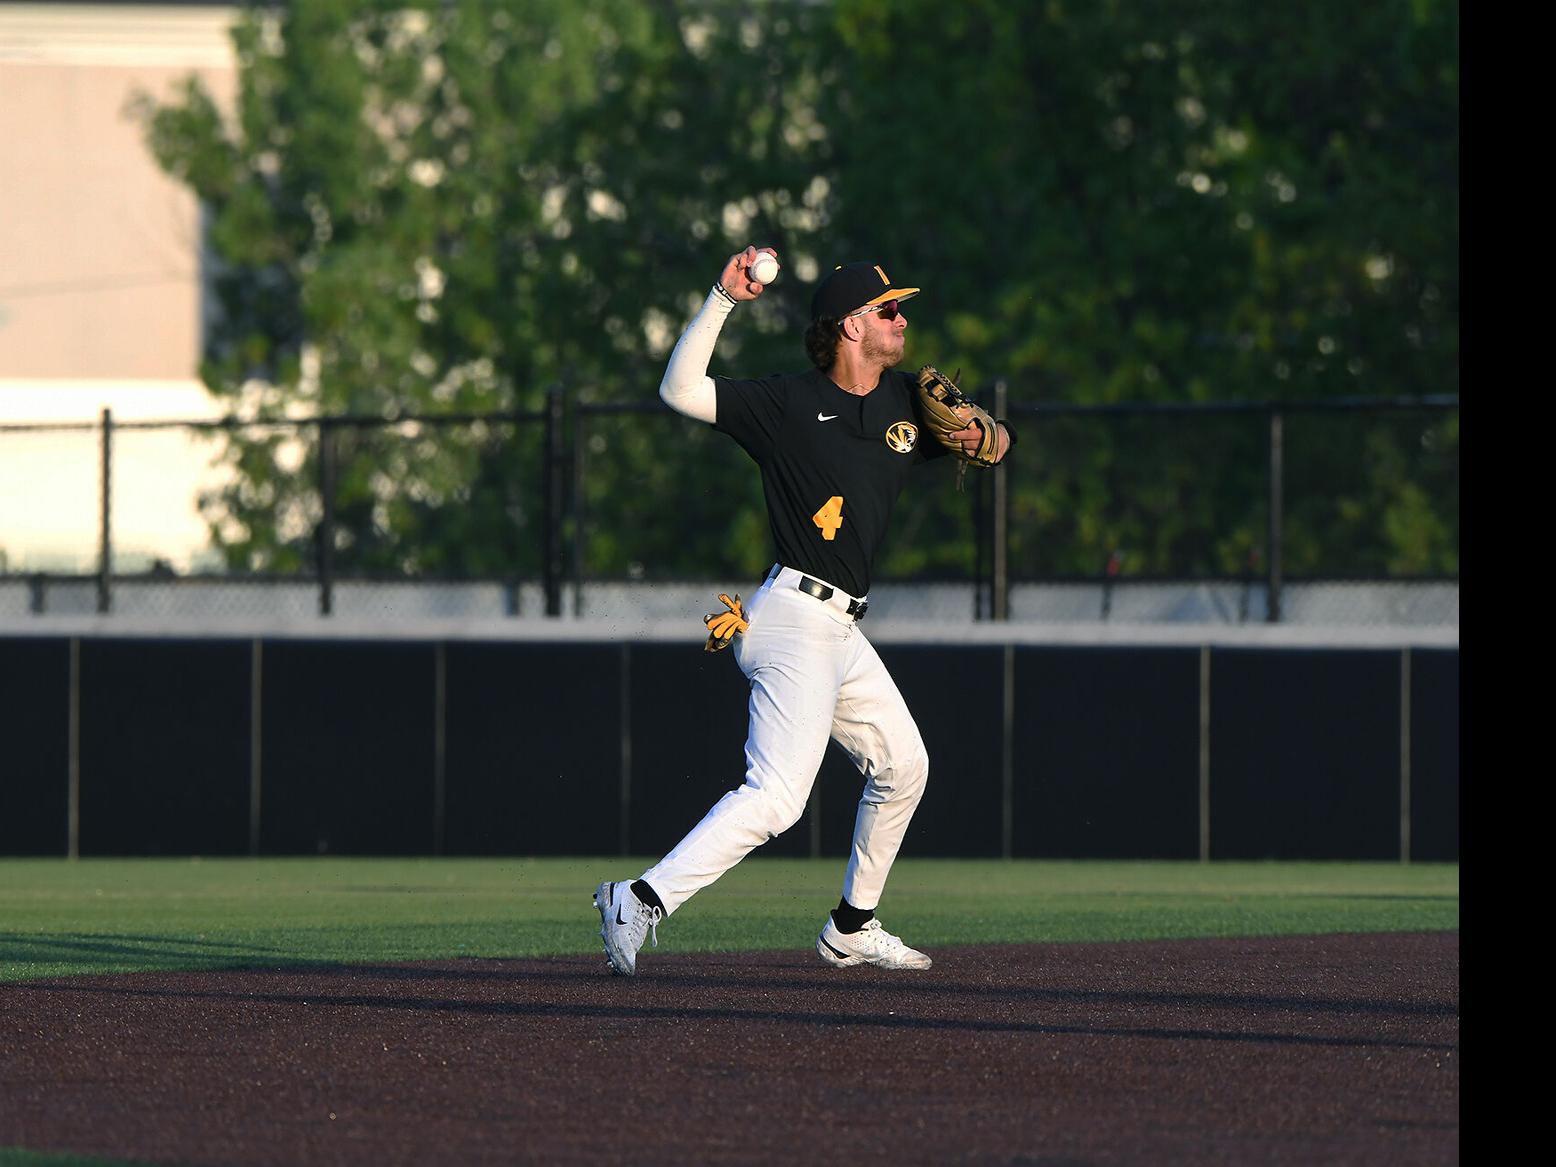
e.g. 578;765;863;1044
797;576;832;603
796;573;866;621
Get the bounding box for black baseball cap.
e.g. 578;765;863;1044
810;262;921;321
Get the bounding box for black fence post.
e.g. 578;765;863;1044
97;407;113;614
1101;549;1122;620
992;378;1010;621
543;385;566;617
1267;409;1284;623
571;400;587;617
68;637;80;859
318;419;336;616
433;641;447;857
249;638;263;857
973;459;988;621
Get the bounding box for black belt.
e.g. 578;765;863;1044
795;575;868;620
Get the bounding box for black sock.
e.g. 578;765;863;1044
831;898;874;934
631;880;665;914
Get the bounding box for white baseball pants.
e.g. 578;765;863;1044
641;565;930;915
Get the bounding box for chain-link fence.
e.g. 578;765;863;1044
0;392;1458;624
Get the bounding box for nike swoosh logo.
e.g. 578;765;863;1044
820;934;852;959
817;412;839;422
616;909;627;926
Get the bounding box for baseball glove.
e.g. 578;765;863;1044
703;592;749;652
915;365;1001;469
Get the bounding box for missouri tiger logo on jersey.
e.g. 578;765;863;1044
885;420;918;454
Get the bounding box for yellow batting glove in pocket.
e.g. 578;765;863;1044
703;592;750;652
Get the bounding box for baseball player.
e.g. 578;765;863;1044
594;246;1013;975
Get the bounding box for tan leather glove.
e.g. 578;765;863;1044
916;364;1001;465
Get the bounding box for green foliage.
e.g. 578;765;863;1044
827;0;1458;576
136;0;837;575
135;0;1457;579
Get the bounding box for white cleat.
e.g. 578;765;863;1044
593;880;663;976
816;916;932;970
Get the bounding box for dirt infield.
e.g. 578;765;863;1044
1;931;1456;1166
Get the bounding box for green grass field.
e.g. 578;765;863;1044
0;857;1458;984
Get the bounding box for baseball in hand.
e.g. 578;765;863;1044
749;252;780;285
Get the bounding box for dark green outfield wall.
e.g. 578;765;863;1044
0;638;1458;862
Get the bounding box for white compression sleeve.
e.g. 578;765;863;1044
658;286;735;424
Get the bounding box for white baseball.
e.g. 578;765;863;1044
749;252;780;284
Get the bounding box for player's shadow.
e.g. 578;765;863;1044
16;973;1457;1053
0;931;303;966
301;952;1458;1020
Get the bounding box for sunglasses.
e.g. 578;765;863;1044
847;299;902;321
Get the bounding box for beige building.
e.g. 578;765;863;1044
0;2;238;570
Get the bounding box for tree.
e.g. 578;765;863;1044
824;0;1458;576
139;0;1457;582
137;0;838;578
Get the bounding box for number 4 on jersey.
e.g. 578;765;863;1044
812;495;844;541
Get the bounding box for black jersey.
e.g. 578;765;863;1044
713;367;947;597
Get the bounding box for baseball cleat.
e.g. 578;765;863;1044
593;880;663;976
816;916;932;970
